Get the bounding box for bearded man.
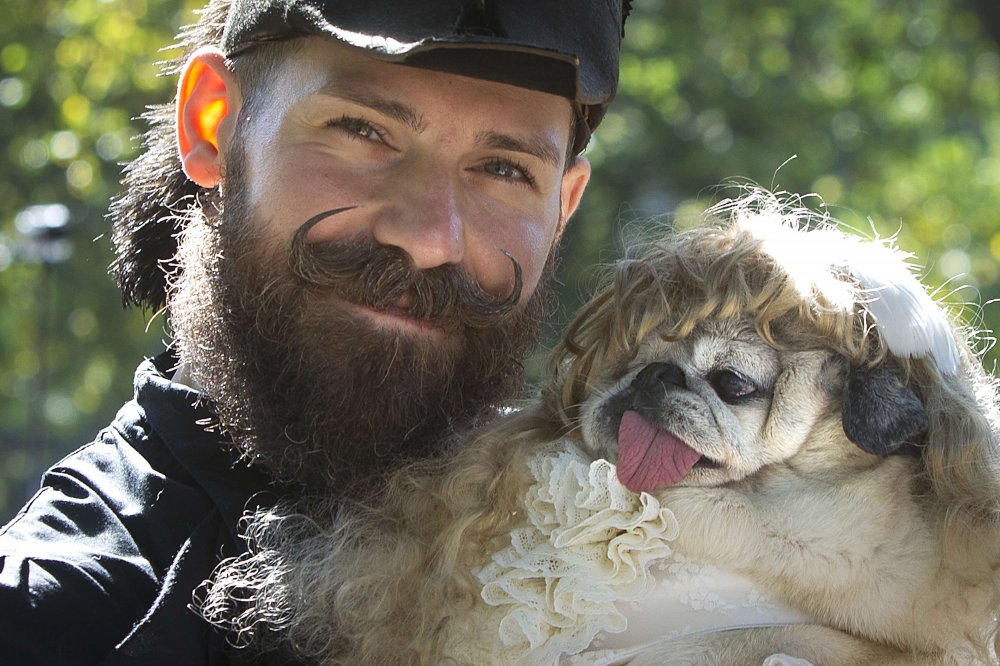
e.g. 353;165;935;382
0;0;628;664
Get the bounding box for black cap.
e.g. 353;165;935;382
222;0;631;153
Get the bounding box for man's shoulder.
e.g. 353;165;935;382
0;353;276;664
0;416;208;663
0;404;215;575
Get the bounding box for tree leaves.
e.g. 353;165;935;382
2;0;999;515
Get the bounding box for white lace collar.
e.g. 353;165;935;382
449;442;808;665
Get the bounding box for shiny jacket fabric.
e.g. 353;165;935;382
0;353;288;665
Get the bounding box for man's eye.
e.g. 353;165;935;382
708;369;757;403
327;116;385;143
482;158;535;186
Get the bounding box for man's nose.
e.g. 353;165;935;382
370;160;465;270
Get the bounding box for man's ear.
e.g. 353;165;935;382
556;156;592;239
176;47;242;188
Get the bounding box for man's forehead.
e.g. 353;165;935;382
266;40;573;163
278;37;572;104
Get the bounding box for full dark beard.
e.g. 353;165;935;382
168;172;548;496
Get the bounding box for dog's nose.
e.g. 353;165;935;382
632;361;687;392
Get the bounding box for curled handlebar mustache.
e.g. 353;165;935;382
286;207;523;329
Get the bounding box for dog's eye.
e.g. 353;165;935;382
709;369;757;403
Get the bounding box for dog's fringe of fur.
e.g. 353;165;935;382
199;189;1000;664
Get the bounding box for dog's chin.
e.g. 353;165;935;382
671;461;740;487
655;457;764;489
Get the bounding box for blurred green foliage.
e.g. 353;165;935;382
1;0;999;516
0;0;199;510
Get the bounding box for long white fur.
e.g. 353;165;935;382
850;256;960;375
728;200;960;375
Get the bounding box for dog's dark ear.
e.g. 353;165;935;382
842;362;928;456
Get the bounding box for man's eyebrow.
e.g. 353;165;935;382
476;130;562;169
315;84;426;133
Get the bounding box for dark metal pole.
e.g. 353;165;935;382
15;204;71;501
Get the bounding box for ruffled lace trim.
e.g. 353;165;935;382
475;442;679;665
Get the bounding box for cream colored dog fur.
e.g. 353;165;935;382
205;192;1000;665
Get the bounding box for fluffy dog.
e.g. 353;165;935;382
201;191;1000;665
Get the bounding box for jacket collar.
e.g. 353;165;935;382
133;351;280;542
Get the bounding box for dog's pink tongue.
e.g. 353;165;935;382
617;410;701;493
